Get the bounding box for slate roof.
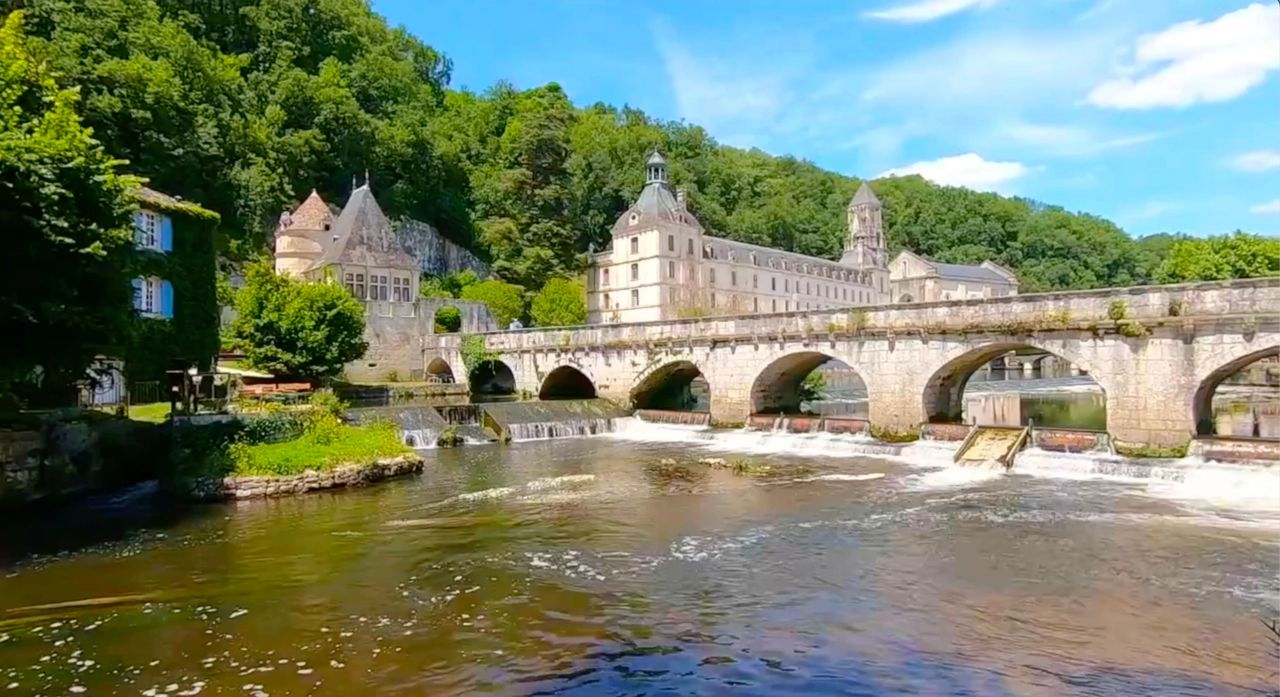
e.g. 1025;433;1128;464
315;184;418;271
850;182;881;208
646;150;667;166
932;261;1011;284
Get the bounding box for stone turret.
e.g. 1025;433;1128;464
274;190;334;278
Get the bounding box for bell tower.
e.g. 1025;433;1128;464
840;182;889;299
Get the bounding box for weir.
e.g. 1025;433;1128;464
482;399;628;442
954;425;1031;468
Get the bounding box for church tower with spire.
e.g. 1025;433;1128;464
840;182;890;301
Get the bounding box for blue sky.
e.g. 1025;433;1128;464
375;0;1279;238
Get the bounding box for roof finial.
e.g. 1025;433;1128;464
364;169;370;187
351;174;357;192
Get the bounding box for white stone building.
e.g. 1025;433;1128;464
586;153;892;324
888;250;1018;303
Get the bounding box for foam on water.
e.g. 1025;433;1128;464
523;474;596;491
608;417;1279;517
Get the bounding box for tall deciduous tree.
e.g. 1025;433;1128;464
0;12;138;406
1153;232;1280;283
460;279;525;327
230;263;367;379
530;278;586;327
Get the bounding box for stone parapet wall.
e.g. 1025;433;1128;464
193;455;424;501
475;279;1279;352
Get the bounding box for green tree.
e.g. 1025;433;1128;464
433;305;461;333
460;279;526;327
530;277;586;327
1152;232;1280;283
799;370;827;403
0;12;139;406
230;263;367;379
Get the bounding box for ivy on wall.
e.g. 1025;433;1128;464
123;193;221;382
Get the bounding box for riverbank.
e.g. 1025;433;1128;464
189;453;424;500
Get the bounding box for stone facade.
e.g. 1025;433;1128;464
586;153;891;323
428;278;1280;449
273;185;496;383
889;250;1018;303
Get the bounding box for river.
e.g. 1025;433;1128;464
1;421;1277;695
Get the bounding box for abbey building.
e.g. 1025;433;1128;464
586;152;1015;324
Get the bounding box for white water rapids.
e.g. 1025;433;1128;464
605;417;1280;518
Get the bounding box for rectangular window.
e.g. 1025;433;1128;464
355;273;365;300
753;274;758;289
709;268;716;286
785;279;790;293
630;263;639;282
771;277;777;291
392;276;402;302
630;237;639;254
668;260;675;278
135;211;158;249
602;268;610;286
771;299;777;312
370;274;389;301
687;239;694;255
731;271;737;287
344;273;355;297
603;292;611;309
630;289;639;307
710;293;716;308
668;235;675;252
753;297;759;312
785;300;791;311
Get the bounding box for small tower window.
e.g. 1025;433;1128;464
667;260;675;278
631;289;640;307
630;263;639;281
628;212;639;226
668;234;675;252
630;237;639;254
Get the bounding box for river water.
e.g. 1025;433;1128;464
1;422;1278;696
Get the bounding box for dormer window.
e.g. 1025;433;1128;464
628;212;639;226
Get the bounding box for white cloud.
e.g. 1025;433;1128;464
864;0;998;23
1087;3;1280;109
1228;150;1280;173
1002;121;1166;157
1250;199;1280;215
877;153;1031;191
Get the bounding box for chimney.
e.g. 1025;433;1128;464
676;188;687;210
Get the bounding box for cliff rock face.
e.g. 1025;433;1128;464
397;219;489;277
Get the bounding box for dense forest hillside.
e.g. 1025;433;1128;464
12;0;1277;292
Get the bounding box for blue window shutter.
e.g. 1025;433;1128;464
161;280;175;318
131;277;144;310
160;215;174;252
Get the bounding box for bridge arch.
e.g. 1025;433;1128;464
1191;345;1278;436
425;357;455;384
539;365;597;400
921;341;1105;427
750;350;868;415
631;360;709;412
469;359;516;397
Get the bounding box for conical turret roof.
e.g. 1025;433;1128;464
850;182;881;208
287;189;333;231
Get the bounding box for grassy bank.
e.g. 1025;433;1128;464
229;421;410;476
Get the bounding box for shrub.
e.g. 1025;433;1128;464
1107;300;1128;321
460;279;526;327
434;306;462;333
308;389;347;419
530;278;586;327
1167;299;1188;317
1118;321;1149;338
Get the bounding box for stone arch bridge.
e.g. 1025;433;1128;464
425;279;1279;449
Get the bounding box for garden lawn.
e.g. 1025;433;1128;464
233;423;410;476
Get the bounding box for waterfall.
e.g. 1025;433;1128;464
483;399;629;442
635;409;712;426
505;419;617;442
